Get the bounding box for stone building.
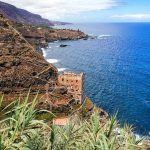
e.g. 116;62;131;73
58;72;85;104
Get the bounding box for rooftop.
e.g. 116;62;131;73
53;117;69;126
60;71;84;77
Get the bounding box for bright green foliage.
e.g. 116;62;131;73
0;95;143;150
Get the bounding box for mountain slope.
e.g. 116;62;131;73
0;14;58;93
0;1;68;26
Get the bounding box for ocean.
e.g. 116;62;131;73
43;23;150;137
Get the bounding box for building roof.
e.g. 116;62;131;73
59;71;84;77
53;117;69;126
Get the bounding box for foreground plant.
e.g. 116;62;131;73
0;93;51;149
0;94;143;150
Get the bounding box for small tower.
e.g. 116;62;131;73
58;72;85;104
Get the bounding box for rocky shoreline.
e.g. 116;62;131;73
13;21;88;53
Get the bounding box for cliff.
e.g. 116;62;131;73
0;14;58;93
0;14;107;122
0;14;85;114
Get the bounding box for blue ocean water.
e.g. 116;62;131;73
44;23;150;136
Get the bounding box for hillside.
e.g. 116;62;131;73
0;14;88;114
0;14;58;93
0;1;69;26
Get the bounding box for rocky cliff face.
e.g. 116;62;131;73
0;14;58;93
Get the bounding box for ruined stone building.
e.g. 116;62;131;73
58;72;85;104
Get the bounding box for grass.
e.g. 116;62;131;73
0;94;144;150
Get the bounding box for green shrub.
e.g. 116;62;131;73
0;94;143;150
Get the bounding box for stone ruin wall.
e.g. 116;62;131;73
58;72;85;104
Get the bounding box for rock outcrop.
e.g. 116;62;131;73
13;22;88;52
0;14;58;93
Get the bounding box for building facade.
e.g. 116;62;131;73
58;72;85;104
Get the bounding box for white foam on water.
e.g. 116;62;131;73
41;48;47;57
99;34;111;37
135;134;141;140
88;33;94;36
134;133;150;141
97;34;111;39
58;68;67;72
47;59;59;64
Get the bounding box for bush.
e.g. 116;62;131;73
0;94;143;150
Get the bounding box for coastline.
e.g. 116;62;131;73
0;14;150;148
41;34;150;142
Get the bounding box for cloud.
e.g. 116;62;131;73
2;0;119;20
112;14;150;20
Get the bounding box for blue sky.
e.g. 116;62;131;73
2;0;150;22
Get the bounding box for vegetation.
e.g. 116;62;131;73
0;94;143;150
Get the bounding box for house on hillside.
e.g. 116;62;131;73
58;72;85;104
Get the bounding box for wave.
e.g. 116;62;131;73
114;128;150;140
135;133;150;140
97;34;111;39
47;59;59;64
135;134;142;140
88;33;94;36
41;48;47;57
98;34;111;37
58;68;67;72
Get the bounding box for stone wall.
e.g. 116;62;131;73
58;72;85;104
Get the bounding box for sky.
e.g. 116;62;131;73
1;0;150;22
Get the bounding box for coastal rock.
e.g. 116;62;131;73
60;44;68;47
13;23;88;52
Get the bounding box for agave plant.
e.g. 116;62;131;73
0;93;51;150
0;93;144;150
44;113;143;150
